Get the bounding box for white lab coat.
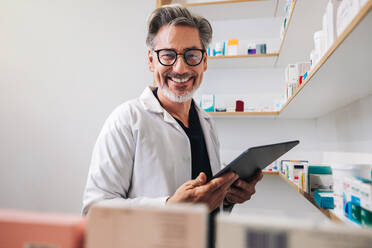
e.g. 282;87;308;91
82;86;221;214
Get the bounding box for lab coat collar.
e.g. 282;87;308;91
140;86;164;114
140;86;182;127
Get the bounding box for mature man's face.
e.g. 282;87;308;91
148;25;207;103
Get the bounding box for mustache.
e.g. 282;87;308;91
164;72;196;80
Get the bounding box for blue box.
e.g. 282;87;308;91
314;190;334;209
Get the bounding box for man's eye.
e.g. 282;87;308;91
185;54;197;59
161;53;176;59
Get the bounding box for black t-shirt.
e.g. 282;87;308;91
153;88;213;181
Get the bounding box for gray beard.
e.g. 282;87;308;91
161;83;198;103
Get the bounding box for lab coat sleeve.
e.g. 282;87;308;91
82;107;168;215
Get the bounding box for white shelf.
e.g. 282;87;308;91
208;53;279;68
280;2;372;118
275;0;329;67
176;0;279;21
209;111;280;118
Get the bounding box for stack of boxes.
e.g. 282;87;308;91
285;62;310;100
279;159;372;227
344;177;372;226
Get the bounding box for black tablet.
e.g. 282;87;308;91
210;140;299;181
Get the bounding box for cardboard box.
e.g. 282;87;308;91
0;209;85;248
216;214;372;248
87;203;208;248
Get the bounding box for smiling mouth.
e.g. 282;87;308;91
166;76;194;89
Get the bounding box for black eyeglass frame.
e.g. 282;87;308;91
153;48;206;66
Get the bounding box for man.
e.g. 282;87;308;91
82;5;262;215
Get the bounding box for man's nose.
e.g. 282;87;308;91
172;55;188;73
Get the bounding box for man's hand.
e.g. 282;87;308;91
224;170;263;205
167;171;239;211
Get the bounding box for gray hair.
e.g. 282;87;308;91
146;5;212;50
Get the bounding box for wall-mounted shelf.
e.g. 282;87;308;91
278;173;344;223
262;171;280;175
208;53;279;68
209;111;279;117
275;0;329;67
158;0;280;20
280;1;372;118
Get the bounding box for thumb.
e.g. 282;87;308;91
192;172;207;187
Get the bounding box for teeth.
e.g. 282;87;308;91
170;77;191;83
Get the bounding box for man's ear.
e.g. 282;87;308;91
148;50;154;72
203;52;207;72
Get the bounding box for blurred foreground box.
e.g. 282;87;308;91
0;209;85;248
216;213;372;248
87;203;208;248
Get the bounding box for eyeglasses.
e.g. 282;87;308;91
153;48;206;66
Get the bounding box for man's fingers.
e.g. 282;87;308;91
253;170;263;182
191;172;207;187
233;179;256;192
206;172;238;192
226;192;247;204
229;185;255;198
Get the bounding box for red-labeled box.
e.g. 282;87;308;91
0;209;85;248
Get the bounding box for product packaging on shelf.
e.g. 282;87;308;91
201;94;215;112
307;165;333;196
227;39;239;56
213;41;225;56
344;176;372;226
314;190;334;209
331;163;371;216
337;0;361;36
325;0;343;50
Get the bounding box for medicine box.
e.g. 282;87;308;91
0;209;85;248
356;177;372;226
343;176;353;219
325;0;343;50
337;0;360;36
293;165;304;186
201;94;214;112
307;165;333;196
314;190;334;209
285;64;298;84
87;204;208;248
356;177;372;211
350;177;363;223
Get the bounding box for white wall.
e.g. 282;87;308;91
317;94;372;155
0;0;154;213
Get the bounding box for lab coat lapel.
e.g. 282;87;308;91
195;105;221;176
